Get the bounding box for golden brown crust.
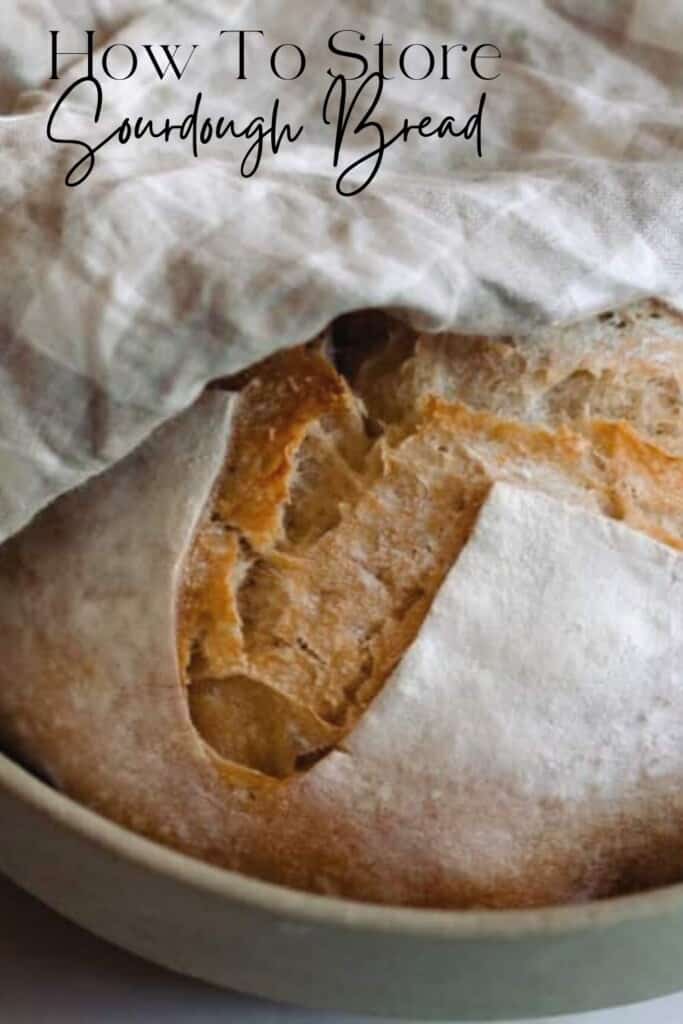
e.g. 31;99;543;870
215;345;354;549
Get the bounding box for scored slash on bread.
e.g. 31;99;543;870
0;299;682;908
183;300;683;786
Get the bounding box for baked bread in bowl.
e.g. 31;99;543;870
0;298;681;908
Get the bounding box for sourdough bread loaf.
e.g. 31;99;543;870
0;298;681;908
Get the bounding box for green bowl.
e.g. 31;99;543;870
1;750;682;1020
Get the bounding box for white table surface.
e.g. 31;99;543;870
2;873;682;1024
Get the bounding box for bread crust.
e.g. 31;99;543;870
1;300;683;908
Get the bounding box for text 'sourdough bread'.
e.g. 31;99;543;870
0;298;682;908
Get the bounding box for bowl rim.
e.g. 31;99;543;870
4;748;683;941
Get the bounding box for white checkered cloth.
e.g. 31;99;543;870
0;0;681;543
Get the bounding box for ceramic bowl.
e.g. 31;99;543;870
1;750;683;1021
